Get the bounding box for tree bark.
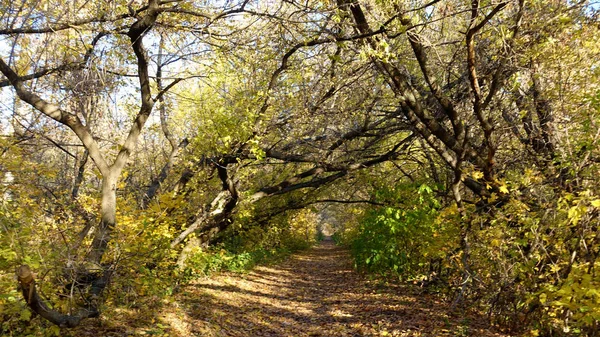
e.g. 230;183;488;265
173;165;239;266
87;172;118;265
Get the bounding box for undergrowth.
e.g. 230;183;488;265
335;182;600;336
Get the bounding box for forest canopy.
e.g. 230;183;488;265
0;0;599;335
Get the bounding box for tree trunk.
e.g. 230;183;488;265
71;149;88;199
173;165;239;266
87;171;118;265
141;138;189;208
17;266;98;328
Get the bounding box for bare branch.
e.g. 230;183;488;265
0;58;110;174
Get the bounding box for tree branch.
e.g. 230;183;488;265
0;58;110;175
112;0;161;172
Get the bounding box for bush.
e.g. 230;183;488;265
343;179;600;335
348;184;457;281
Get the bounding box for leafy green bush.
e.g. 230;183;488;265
179;209;319;279
348;184;457;281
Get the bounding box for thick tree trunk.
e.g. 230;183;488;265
175;190;238;267
4;0;162;328
87;172;118;265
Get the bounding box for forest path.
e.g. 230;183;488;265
75;240;510;336
161;239;509;337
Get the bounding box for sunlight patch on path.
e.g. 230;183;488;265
167;241;511;337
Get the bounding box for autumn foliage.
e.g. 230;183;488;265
0;0;599;336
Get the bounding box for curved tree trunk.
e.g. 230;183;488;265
173;165;239;266
17;266;98;328
175;189;239;267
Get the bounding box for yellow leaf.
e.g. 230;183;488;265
499;184;509;194
591;199;600;208
568;206;581;225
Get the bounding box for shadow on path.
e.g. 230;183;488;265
170;240;509;337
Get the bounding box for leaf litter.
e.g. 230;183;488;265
72;240;512;336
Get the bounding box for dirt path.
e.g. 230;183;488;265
166;240;509;337
75;240;511;336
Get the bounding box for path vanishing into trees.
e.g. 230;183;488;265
3;0;598;334
75;239;510;337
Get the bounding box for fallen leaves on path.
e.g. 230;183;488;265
172;240;510;337
72;241;513;336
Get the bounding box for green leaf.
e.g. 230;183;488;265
49;325;61;336
19;309;31;321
